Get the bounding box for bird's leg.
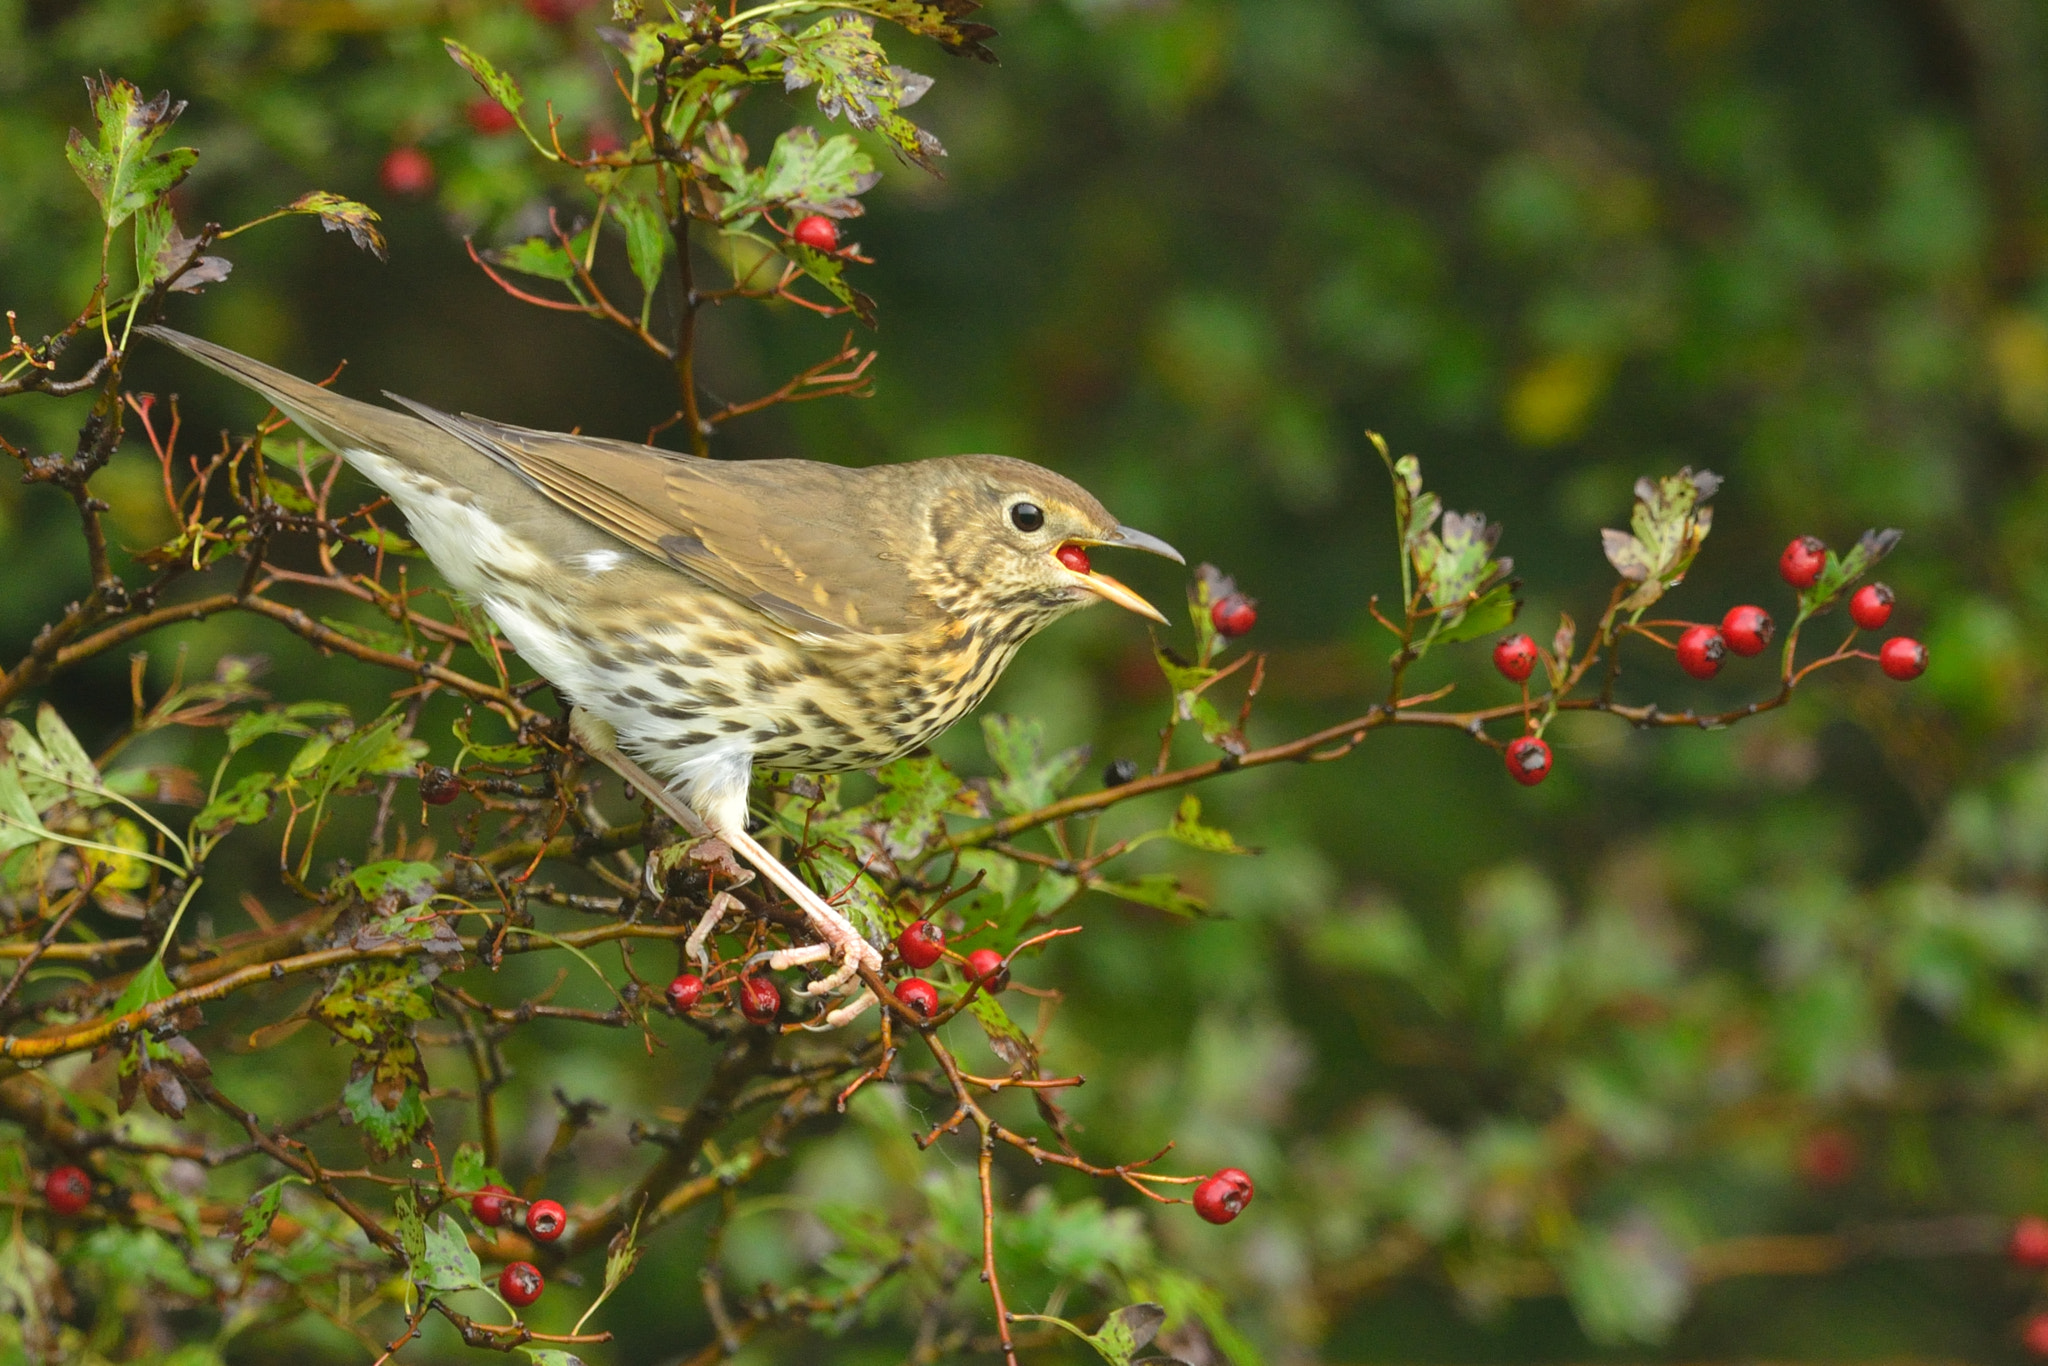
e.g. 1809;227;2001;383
758;943;834;970
716;823;882;996
569;709;879;1001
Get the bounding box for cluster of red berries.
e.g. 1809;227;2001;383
470;1185;567;1308
2009;1216;2048;1355
1490;535;1928;788
658;970;782;1024
1776;536;1925;679
888;918;1010;1021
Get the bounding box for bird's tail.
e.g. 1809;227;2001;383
138;325;420;459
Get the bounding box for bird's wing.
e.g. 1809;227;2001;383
385;400;935;637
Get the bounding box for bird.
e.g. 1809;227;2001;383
143;326;1182;1016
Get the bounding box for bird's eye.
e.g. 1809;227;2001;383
1009;501;1045;533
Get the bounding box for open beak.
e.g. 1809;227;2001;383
1060;524;1184;625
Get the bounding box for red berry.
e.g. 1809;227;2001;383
471;1184;513;1227
419;765;460;805
1878;636;1926;681
1779;535;1827;590
499;1260;545;1308
1504;736;1551;786
1798;1127;1858;1187
379;146;435;198
893;977;939;1018
1720;605;1773;656
1210;593;1257;638
1055;542;1092;574
585;127;623;158
965;947;1009;993
525;0;594;20
1676;625;1726;680
43;1165;90;1216
792;214;840;251
1192;1167;1254;1225
738;975;781;1024
2026;1313;2048;1357
1850;582;1894;631
1492;634;1538;683
2011;1215;2048;1268
466;99;517;136
896;919;945;970
524;1197;566;1241
665;973;705;1012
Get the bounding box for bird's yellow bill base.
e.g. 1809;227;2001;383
1067;564;1170;624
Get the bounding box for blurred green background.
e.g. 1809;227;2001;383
6;0;2048;1362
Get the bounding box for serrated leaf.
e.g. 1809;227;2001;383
763;15;947;170
194;770;275;837
348;860;442;904
283;191;387;260
982;716;1088;816
781;237;877;325
32;704;104;807
1167;793;1254;855
759;126;879;216
1601;468;1720;614
449;1141;501;1197
870;754;976;859
1092;874;1208;918
444;40;526;119
65;75;197;230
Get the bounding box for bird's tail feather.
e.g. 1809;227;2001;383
138;325;411;458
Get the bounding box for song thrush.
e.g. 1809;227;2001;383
144;327;1181;1006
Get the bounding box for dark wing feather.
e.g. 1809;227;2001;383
384;400;934;637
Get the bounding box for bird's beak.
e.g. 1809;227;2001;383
1061;524;1183;626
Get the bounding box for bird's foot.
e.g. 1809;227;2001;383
806;989;877;1031
686;891;742;969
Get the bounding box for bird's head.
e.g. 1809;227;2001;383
901;455;1183;632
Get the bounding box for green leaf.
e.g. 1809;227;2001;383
414;1213;484;1294
612;194;672;305
759;126;879;216
64;76;197;230
111;954;176;1017
444;40;526;120
281;191;387;260
229;1178;296;1262
487;237;580;283
347;860;442;904
1013;1303;1169;1366
449;1141;502;1197
1802;528;1903;615
965;989;1036;1071
982;716;1088;817
1091;873;1208;918
521;1352;588;1366
1600;468;1721;615
453;714;540;767
341;1068;432;1163
782;235;877;325
1167;793;1254;856
193;770;276;836
1433;579;1521;645
134;198;174;290
870;754;977;859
